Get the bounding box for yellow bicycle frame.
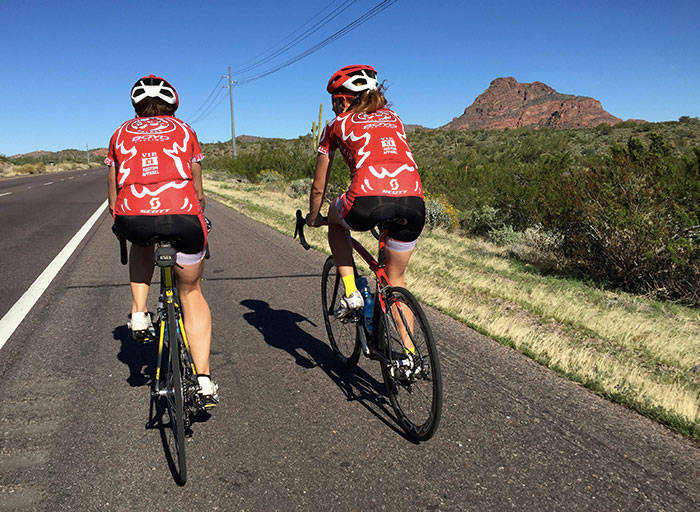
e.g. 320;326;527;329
155;266;197;381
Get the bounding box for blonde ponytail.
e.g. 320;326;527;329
349;84;388;114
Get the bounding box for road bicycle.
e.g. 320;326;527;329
115;230;204;485
294;210;442;441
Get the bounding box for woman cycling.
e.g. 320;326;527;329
106;75;218;407
306;65;425;351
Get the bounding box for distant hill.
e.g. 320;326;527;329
403;124;430;133
11;150;51;158
442;77;625;130
12;148;107;160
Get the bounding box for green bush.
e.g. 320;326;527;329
544;136;699;302
459;206;508;234
288;178;312;198
508;225;565;271
259;169;283;183
488;225;523;246
425;195;459;230
18;163;44;174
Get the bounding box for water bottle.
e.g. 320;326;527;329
356;276;374;333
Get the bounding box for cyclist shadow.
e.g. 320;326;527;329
240;299;406;439
113;324;155;388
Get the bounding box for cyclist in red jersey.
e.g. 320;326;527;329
306;65;426;329
106;75;218;406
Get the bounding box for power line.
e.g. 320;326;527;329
189;87;227;125
185;76;224;120
230;0;358;76
236;0;398;85
189;89;226;124
185;1;398;138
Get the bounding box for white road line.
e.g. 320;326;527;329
44;182;53;186
0;200;107;351
0;192;11;197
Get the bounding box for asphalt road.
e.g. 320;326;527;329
0;171;698;511
0;168;106;320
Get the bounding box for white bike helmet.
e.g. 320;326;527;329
326;65;378;98
130;75;179;110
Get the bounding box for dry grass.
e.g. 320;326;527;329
205;178;700;437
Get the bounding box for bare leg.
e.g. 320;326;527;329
327;201;354;279
129;244;154;314
385;246;416;351
175;260;212;375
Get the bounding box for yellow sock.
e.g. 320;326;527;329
342;274;358;297
403;344;416;355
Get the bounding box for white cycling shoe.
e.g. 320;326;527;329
128;311;156;342
334;291;364;319
197;375;219;409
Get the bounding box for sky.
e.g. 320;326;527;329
1;0;698;155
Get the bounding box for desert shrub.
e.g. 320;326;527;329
425;194;459;230
204;168;232;182
259;169;283;183
18;163;44;174
508;225;565;271
459;206;508;235
544;136;699;303
288;178;312;198
487;225;522;246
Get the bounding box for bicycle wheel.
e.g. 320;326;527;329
377;287;442;441
321;256;361;368
163;302;187;484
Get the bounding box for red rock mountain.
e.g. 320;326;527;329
442;77;621;130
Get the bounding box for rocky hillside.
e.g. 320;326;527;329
442;77;622;130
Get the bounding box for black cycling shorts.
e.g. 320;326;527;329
342;196;426;242
113;214;205;254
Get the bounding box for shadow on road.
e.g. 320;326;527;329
113;324;155;387
114;324;209;485
240;299;407;439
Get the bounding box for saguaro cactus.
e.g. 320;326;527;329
311;121;319;149
311;103;324;149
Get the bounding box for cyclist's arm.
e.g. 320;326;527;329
192;161;205;211
308;152;332;226
107;165;117;216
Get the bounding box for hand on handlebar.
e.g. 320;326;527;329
306;213;328;228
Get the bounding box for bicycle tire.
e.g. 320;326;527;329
164;301;187;484
377;287;442;441
321;256;361;368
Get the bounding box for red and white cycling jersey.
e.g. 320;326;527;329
318;108;423;214
105;116;204;217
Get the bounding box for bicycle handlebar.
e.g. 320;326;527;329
118;237;127;265
294;210;310;250
112;225;128;265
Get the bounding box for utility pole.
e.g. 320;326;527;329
86;143;90;166
224;66;237;159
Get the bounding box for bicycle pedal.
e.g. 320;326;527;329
132;330;156;343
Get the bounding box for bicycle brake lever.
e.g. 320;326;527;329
294;210;311;250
